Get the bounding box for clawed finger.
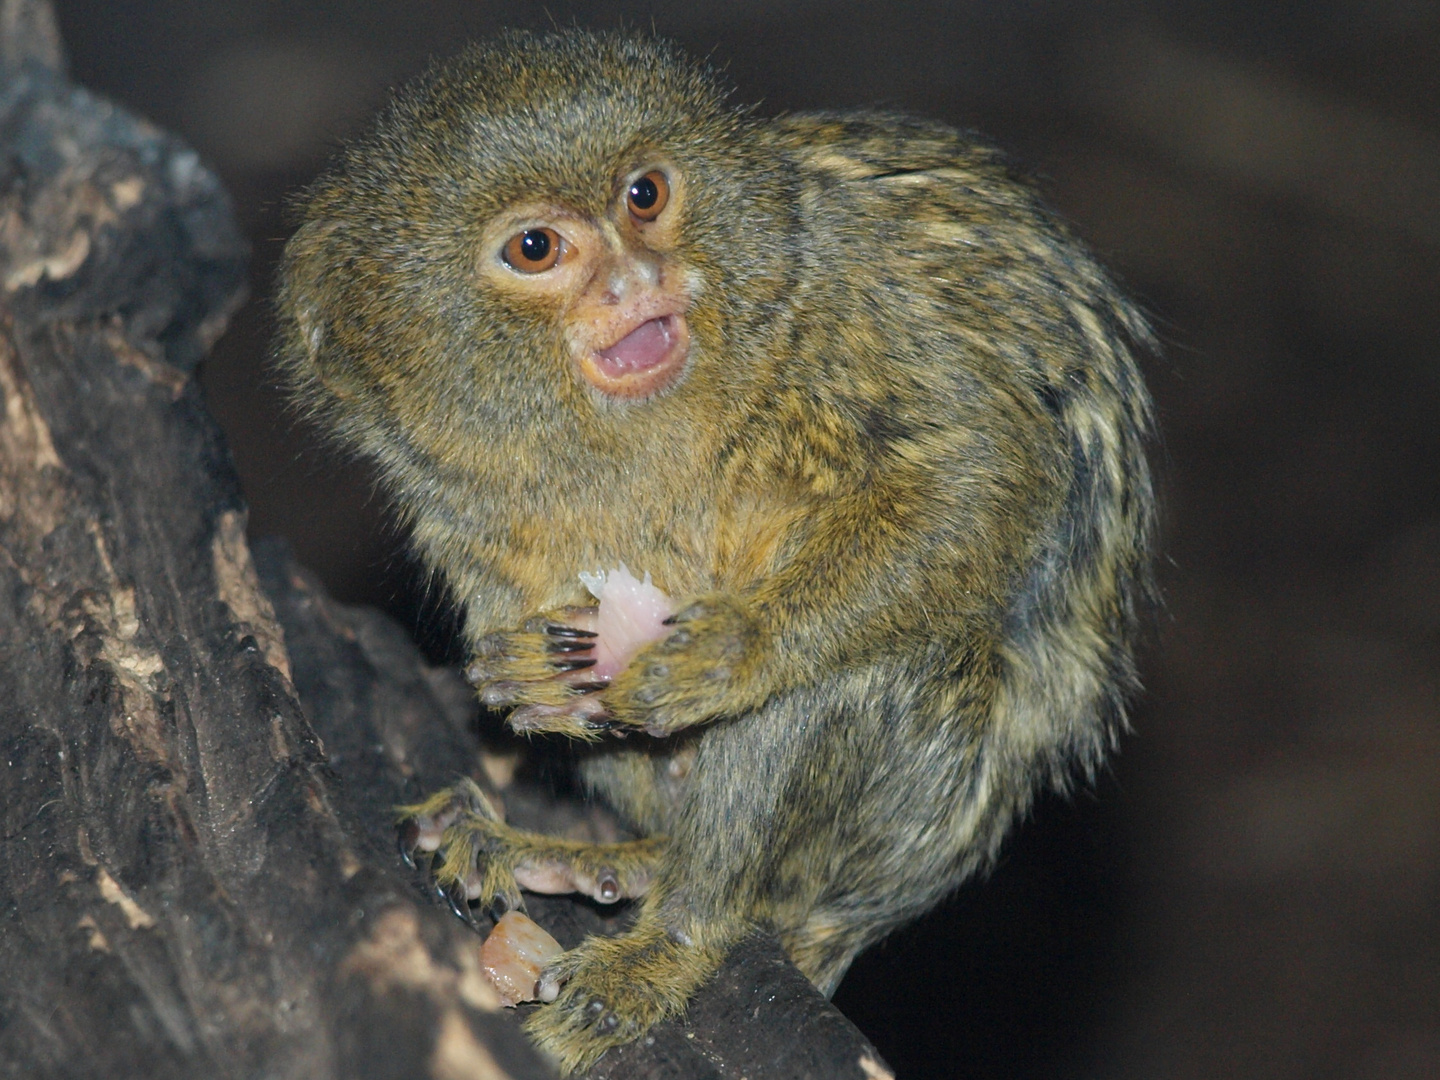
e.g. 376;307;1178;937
508;692;613;739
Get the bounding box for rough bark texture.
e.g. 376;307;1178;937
0;4;891;1078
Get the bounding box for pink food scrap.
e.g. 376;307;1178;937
479;911;562;1007
578;564;675;680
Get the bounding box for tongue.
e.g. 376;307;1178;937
597;316;675;373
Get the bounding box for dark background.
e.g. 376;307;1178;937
51;3;1440;1077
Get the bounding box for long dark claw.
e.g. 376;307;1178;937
568;681;610;694
552;657;597;673
546;624;598;639
445;882;477;928
396;821;420;869
546;639;595;654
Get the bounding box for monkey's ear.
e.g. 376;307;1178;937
277;219;363;404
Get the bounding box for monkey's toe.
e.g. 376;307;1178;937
507;693;614;739
525;926;707;1073
396;781;529;922
400;781;665;934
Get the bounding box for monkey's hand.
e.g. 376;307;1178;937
601;591;769;736
479;594;769;739
526;905;736;1074
397;778;664;919
464;609;619;740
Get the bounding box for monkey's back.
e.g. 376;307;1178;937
784;112;1155;765
756;111;1156;787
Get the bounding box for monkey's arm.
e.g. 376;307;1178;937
460;436;1044;741
603;405;1064;734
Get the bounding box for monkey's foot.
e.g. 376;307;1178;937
397;778;664;920
603;592;767;736
464;609;616;740
526;917;729;1074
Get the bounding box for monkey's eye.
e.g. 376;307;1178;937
626;171;670;222
502;228;562;273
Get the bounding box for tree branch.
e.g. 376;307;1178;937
0;6;891;1078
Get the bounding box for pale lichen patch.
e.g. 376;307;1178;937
480;749;519;790
430;1008;512;1080
342;908;442;993
211;509;293;681
3;228;90;289
0;331;64;537
103;323;187;398
76;582;171;764
453;940;503;1013
96;867;156;930
109;176;145;212
340;907;501;1013
77;914;110;952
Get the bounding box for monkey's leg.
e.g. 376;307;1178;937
398;778;665;915
523;693;818;1073
523;895;742;1074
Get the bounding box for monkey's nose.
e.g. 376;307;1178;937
600;254;661;305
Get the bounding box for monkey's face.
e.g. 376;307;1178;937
279;32;791;497
475;160;694;403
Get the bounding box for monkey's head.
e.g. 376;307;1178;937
276;30;790;502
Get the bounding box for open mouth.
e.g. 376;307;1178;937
583;314;689;399
595;315;682;375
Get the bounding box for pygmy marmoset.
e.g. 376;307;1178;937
275;29;1155;1073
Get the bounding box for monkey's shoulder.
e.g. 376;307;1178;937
763;110;1110;322
767;112;1038;215
767;110;1151;388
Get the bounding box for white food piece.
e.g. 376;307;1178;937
479;911;563;1007
579;563;676;680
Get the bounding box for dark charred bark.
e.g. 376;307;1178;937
0;4;889;1078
